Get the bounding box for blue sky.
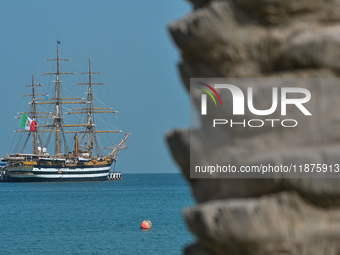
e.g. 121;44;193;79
0;1;191;173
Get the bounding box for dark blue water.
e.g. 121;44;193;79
0;174;194;254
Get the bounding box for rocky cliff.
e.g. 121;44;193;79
167;0;340;254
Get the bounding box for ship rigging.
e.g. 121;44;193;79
1;40;130;182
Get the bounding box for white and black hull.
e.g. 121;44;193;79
3;165;111;182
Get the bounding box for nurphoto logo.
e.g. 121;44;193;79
197;82;312;128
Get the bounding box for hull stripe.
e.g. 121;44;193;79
5;166;111;182
9;172;109;178
7;166;111;172
8;170;110;175
6;176;108;182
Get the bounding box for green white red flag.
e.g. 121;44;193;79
20;114;37;132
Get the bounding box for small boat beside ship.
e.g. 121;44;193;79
1;41;130;182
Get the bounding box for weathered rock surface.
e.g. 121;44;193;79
184;192;340;255
167;0;340;254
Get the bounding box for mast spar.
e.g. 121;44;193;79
42;39;77;155
76;56;105;157
24;72;42;154
2;41;130;182
37;42;129;158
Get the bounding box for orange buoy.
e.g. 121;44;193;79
140;220;152;229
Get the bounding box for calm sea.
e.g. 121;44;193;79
0;173;194;254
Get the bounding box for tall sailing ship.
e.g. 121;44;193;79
1;41;130;182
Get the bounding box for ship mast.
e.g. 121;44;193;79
15;72;47;154
41;39;84;155
77;56;105;157
12;42;130;159
86;57;99;157
65;56;121;158
55;39;62;154
24;72;42;154
29;72;39;154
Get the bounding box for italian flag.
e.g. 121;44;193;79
20;114;37;132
